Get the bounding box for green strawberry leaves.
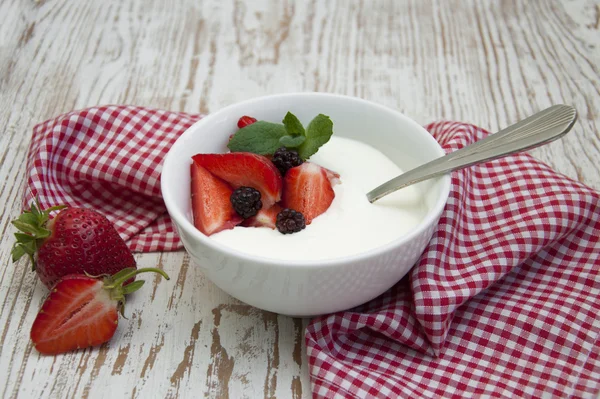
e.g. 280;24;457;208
122;280;145;295
11;199;67;270
227;111;333;160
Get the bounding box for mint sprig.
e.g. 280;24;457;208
279;135;306;148
282;112;305;137
227;121;287;155
227;112;333;160
296;114;333;160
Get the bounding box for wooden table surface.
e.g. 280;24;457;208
1;1;599;398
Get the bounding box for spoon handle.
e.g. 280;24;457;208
367;105;578;203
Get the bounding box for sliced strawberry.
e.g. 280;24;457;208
191;162;243;236
282;162;336;224
30;268;169;355
31;276;117;355
242;204;282;229
192;152;282;208
324;167;341;186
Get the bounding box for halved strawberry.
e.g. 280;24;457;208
192;153;282;208
191;162;243;236
282;162;336;224
242;204;282;229
30;267;169;355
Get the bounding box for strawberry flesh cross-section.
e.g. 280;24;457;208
241;204;282;229
282;162;336;224
190;162;243;236
191;152;283;208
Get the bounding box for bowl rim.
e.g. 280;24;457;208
161;92;451;268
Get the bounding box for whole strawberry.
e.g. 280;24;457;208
11;200;136;289
31;267;169;355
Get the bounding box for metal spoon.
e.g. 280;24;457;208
367;105;578;203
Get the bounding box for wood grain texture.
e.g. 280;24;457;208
1;0;599;398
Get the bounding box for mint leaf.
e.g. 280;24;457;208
279;135;306;148
282;112;305;137
227;121;287;155
297;114;333;160
228;112;333;157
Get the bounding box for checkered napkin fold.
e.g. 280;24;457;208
24;106;600;398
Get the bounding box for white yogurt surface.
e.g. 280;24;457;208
210;136;427;261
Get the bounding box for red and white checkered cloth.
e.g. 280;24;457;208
306;122;600;398
25;107;600;398
25;105;199;251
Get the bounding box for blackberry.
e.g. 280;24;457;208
276;208;306;234
271;147;303;176
230;187;262;218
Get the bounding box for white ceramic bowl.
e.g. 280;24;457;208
161;93;450;316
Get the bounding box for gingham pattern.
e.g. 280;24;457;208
24;105;201;251
306;122;600;398
26;109;600;397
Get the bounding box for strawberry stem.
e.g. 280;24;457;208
106;267;170;289
102;268;170;317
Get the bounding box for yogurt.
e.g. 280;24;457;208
210;136;427;261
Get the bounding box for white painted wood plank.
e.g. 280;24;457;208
0;0;598;397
